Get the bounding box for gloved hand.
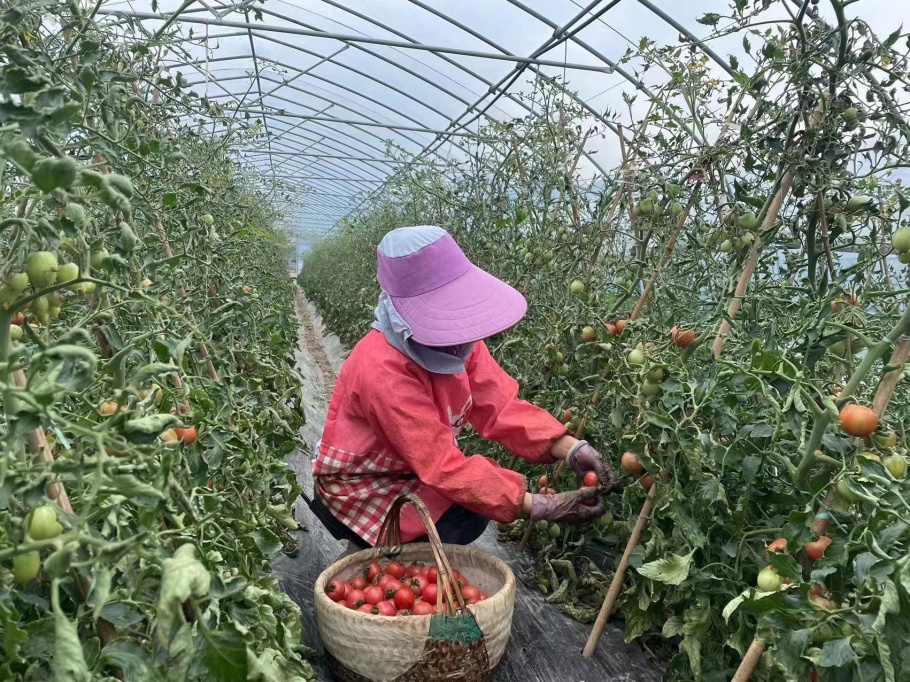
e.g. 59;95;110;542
567;440;618;488
529;487;604;524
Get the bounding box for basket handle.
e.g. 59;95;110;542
375;494;467;616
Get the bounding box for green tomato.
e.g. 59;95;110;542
90;247;109;270
641;380;661;397
58;262;79;284
638;198;654;216
836;477;861;502
27;504;63;540
26;251;59;289
893;227;910;253
548;523;562;539
845;195;872;212
628;348;646;366
596;512;613;528
8;272;29;293
843;106;858;122
883;455;907;479
9;324;23;342
737;212;758;230
670;202;683;217
899;251;910;265
719;239;733;253
757;568;782;592
535;520;549;532
202;214;215;225
569;279;585;296
12;551;40;583
645;367;664;382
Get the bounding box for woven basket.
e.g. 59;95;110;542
314;495;516;681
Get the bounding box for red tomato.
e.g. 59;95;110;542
394;586;415;610
383;578;403;599
11;312;24;326
326;579;347;602
806;536;832;562
411;601;435;616
583;471;598;487
357;604;374;614
426;567;438;584
409;575;429;596
386;561;406;579
406;563;424;578
350;576;367;591
460;585;481;602
839;404;878;437
367;561;383;583
452;570;467;587
345;589;366;609
375;600;397;616
379;574;397;590
174;426;197;444
538;475;548;488
766;538;788;559
467;596;481;605
422;583;438;605
364;586;385;605
479;592;489;601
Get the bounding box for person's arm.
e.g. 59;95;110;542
360;357;528;523
466;341;573;463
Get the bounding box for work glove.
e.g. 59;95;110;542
529;487;604;524
567;440;619;489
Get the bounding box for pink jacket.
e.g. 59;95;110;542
312;330;568;545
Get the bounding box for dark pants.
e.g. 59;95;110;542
309;495;489;549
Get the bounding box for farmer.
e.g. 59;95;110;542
310;225;617;555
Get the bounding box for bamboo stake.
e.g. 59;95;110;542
582;483;657;657
712;104;826;358
154;219;220;382
730;638;766;682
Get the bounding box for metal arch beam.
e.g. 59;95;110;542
95;10;621;74
293;0;613;176
250;133;389;182
237;151;444;166
248;151;386;186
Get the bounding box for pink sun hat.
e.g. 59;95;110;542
377;226;528;346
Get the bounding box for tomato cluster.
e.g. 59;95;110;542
326;560;490;617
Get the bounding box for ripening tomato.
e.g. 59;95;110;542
560;409;572;424
582;471;598;487
375;600;397;616
639;474;654;491
605;323;617;336
805;536;832;562
839;404;878;437
538;475;548;488
538;487;557;495
345;589;366;609
409;575;429;596
367;561;383;582
394;586;416;610
614;319;627;334
326;579;347;602
11;312;24;326
422;583;439;605
386;561;406;579
175;426;197;444
350;576;367;591
411;600;435;616
670;326;696;347
406;563;425;578
621;452;644;476
364;586;385;605
765;538;788;560
426;567;438;584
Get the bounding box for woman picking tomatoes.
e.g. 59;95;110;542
311;226;617;556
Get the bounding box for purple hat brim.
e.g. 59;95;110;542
389;265;527;346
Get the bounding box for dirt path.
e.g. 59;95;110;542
275;293;659;682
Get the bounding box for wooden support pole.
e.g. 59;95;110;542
731;638;766;682
582;484;657;657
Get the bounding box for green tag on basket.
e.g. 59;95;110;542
428;613;483;643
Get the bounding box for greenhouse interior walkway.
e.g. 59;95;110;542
271;292;660;682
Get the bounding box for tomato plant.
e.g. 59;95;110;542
0;4;312;680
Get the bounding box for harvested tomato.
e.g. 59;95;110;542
538;487;557;495
326;579;347;602
839;404;878;437
378;574;397;590
460;585;481;602
386;561;406;579
357;603;374;614
396;609;411;616
367;561;383;582
426;566;438;584
345;589;366;609
375;600;397;616
479;592;489;601
538;474;548;488
452;570;467;587
806;536;832;561
406;563;425;578
383;578;403;599
411;600;435;616
582;471;598;487
621;452;643;475
364;586;385;605
409;575;428;596
422;583;438;605
175;426;197;444
350;576;367;591
394;586;415;610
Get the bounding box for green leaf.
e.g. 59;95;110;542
123;413;178;443
52;581;91;682
817;637;855;668
156;544;211;653
252;529;283;556
87;569;112;622
99;602;145;628
29;345;98;397
99;639;161;681
775;629;810;674
107;475;166;507
201;622;249;681
131;362;176;387
163;192;178;207
637;550;695;585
